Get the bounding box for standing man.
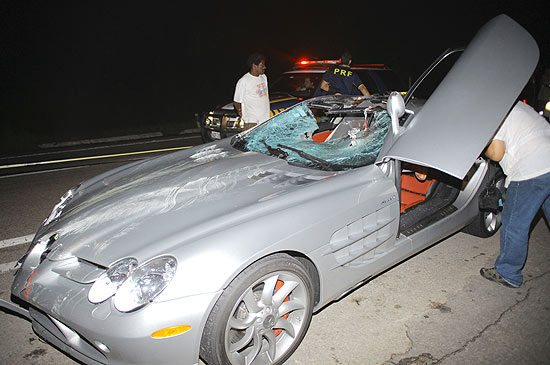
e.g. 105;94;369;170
481;101;550;288
234;53;270;127
318;51;370;96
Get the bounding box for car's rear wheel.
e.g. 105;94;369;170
467;210;501;238
463;167;506;238
200;254;314;365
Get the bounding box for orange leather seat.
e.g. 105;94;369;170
400;174;434;213
312;130;332;143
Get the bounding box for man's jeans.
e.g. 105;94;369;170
495;171;550;287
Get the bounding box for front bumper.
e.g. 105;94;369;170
3;288;221;365
203;125;242;140
203;113;259;141
6;254;222;365
203;111;243;141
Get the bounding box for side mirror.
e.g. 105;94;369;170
387;91;405;135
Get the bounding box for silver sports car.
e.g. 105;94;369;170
0;15;539;365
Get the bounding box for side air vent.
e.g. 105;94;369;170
325;205;398;267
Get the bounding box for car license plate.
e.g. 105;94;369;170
211;131;221;139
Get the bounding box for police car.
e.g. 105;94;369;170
201;60;406;142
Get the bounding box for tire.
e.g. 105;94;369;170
463;210;502;238
463;166;506;238
200;125;213;143
200;253;314;365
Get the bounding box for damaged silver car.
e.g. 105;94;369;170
0;15;539;365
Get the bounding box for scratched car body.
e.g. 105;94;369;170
0;15;539;365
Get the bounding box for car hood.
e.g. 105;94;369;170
378;15;539;179
43;140;334;266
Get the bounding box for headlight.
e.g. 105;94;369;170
44;186;79;225
545;101;550;111
88;258;138;304
205;115;214;126
114;256;177;312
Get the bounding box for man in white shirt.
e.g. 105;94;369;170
481;101;550;288
233;53;270;127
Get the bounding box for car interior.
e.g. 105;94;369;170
308;108;463;237
396;163;461;236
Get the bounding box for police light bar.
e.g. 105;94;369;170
296;59;339;66
295;60;387;69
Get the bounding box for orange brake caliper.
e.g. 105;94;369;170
273;280;290;336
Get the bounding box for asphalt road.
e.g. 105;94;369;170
0;133;202;177
0;137;549;364
287;218;550;365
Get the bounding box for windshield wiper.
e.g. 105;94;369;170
262;140;289;159
277;144;344;171
231;134;249;151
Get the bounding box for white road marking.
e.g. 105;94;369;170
0;234;34;249
0;235;32;273
0;261;19;273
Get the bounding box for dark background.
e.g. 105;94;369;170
1;1;548;152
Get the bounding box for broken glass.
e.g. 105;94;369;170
233;99;391;170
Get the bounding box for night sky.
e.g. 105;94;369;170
1;1;548;145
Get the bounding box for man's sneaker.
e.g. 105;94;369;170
480;267;519;288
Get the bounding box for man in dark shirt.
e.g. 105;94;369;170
319;52;370;96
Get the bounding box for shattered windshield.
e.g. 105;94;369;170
231;96;391;170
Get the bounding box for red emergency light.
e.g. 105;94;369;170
295;59;387;69
296;59;339;66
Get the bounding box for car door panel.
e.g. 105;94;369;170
309;166;402;305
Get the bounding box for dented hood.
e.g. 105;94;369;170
379;15;539;179
41;140;333;266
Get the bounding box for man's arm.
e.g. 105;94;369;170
484;139;505;162
233;76;245;118
358;84;371;96
233;101;242;118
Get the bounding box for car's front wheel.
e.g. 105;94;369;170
200;125;213;143
200;253;314;365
